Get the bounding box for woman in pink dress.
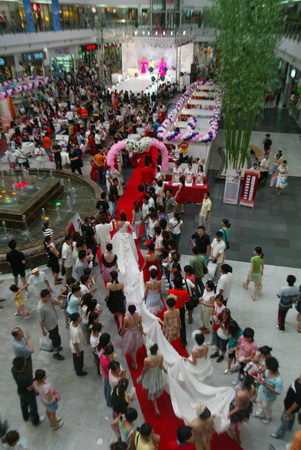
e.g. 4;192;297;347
120;305;145;369
140;58;149;74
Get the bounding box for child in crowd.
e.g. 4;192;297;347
9;283;30;318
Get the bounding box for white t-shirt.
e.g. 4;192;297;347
61;242;73;268
142;203;150;221
169;217;183;235
70;323;84;353
200;198;212;217
80;284;89;296
201;288;214;310
217;273;232;300
90;333;100;349
28;272;47;294
211;238;226;264
66;110;74;121
34;147;46;162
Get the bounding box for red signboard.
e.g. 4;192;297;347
82;44;98;51
239;170;260;207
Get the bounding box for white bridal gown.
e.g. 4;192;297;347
111;221;144;306
112;222;235;432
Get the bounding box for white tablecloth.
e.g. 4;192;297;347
21;142;35;155
61;151;70;165
187;99;216;106
181;108;213;117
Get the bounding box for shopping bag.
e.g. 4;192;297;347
39;335;53;352
207;261;217;279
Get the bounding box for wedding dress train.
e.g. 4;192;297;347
111;224;235;432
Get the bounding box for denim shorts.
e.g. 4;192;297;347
43;400;58;412
216;335;228;353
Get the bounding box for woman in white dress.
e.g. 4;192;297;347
184;162;195;184
195;164;204;185
172;161;183;183
111;211;144;307
95;214;114;254
275;160;288;196
181;332;213;387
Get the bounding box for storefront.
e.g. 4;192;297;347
49;48;75;75
21;51;45;76
79;44;98;68
0;55;16;81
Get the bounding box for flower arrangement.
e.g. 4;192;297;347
0;76;50;100
157;80;221;143
106;137;168;173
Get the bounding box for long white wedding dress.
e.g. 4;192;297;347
111;221;235;432
111;221;144;306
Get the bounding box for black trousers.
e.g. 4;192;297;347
48;325;61;350
55;156;62;170
20;392;40;425
179;307;187;346
278;307;289;331
72;350;84;374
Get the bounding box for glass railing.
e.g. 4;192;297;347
284;21;301;41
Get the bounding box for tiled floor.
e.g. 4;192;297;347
1;258;300;450
178;174;301;268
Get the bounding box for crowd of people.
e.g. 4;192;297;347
0;70;299;450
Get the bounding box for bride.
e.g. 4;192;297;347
111;211;144;307
180;332;213;387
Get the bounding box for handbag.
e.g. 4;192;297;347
61;265;66;276
185;280;199;310
53;390;61;401
207;260;217;278
39;335;53;352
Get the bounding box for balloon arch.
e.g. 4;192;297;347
106;137;168;172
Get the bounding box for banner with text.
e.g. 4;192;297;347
223;168;241;205
239;170;260;207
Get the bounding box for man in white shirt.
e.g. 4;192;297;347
199;191;212;234
61;234;73;278
210;231;226;282
66;110;74;122
28;268;52;299
94;132;102;151
216;264;233;306
34;145;47;170
168;212;184;249
69;313;87;376
259;152;270;185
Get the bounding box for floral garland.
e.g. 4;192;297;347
0;76;50;100
106;137;168;173
157;80;221;143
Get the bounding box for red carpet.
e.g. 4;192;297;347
112;149;241;450
116;146;158;221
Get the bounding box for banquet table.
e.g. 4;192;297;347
181;108;213;117
21;142;35;155
187;99;216;106
163;181;208;203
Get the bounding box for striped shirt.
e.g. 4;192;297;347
43;228;53;238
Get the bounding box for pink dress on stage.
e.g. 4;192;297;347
158;58;167;77
140;59;149;74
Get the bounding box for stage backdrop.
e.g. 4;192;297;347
122;38;177;74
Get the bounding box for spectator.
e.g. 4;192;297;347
277;275;300;332
6;240;26;287
37;289;64;361
69;312;87;376
11;356;44;426
198;192;212;234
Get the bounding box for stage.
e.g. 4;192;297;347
110;70;177;94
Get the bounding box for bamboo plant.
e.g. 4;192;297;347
213;0;284;168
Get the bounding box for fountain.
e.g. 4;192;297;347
0;169;101;272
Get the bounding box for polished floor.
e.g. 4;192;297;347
1;257;300;450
